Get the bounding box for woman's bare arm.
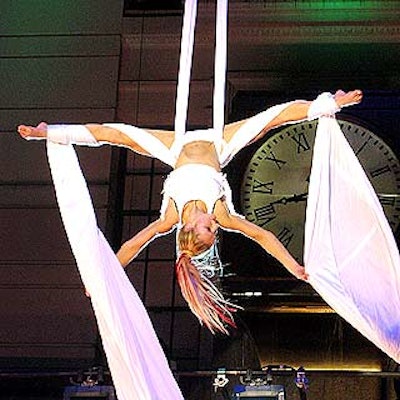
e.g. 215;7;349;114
117;219;172;267
215;202;308;280
117;199;179;267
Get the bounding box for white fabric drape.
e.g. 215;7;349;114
174;0;198;136
43;2;229;398
175;0;228;145
213;0;228;136
305;117;400;363
47;141;184;400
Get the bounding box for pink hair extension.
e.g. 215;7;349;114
175;253;241;334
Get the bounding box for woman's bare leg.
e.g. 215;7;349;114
223;89;363;145
18;122;175;155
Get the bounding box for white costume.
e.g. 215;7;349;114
160;164;235;220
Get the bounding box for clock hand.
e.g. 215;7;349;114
289;193;308;203
271;193;397;207
271;193;308;205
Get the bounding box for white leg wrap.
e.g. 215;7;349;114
24;135;46;142
307;92;340;121
47;125;100;146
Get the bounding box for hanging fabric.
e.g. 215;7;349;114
213;0;228;136
305;117;400;363
174;0;228;141
47;141;184;400
44;1;229;398
174;0;198;136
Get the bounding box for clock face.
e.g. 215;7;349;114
241;119;400;262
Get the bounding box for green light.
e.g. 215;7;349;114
293;0;378;7
296;0;365;8
274;0;398;23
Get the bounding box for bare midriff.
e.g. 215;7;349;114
174;141;220;171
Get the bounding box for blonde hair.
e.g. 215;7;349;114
177;226;210;257
175;226;239;334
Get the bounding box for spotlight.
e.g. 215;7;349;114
232;384;285;399
63;367;114;400
63;385;115;400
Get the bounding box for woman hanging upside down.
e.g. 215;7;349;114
18;89;363;334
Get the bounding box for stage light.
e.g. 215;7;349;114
63;385;116;400
232;384;285;399
63;367;115;400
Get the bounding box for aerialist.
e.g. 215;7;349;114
18;89;362;333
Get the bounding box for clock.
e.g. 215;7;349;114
241;119;400;262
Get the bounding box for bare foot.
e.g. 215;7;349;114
17;122;48;140
334;89;363;108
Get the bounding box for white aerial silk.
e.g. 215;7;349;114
305;117;400;363
174;0;198;136
43;1;229;398
175;0;227;142
46;141;184;400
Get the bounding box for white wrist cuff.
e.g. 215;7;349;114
47;125;100;146
307;92;340;121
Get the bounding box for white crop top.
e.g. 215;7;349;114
159;164;241;223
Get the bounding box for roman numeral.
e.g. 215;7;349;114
254;204;276;227
370;165;391;178
355;139;370;156
252;179;274;194
277;227;294;247
262;150;287;169
291;132;311;153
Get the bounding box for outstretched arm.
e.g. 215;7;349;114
117;199;179;267
215;203;308;280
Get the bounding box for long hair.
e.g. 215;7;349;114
176;227;241;334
